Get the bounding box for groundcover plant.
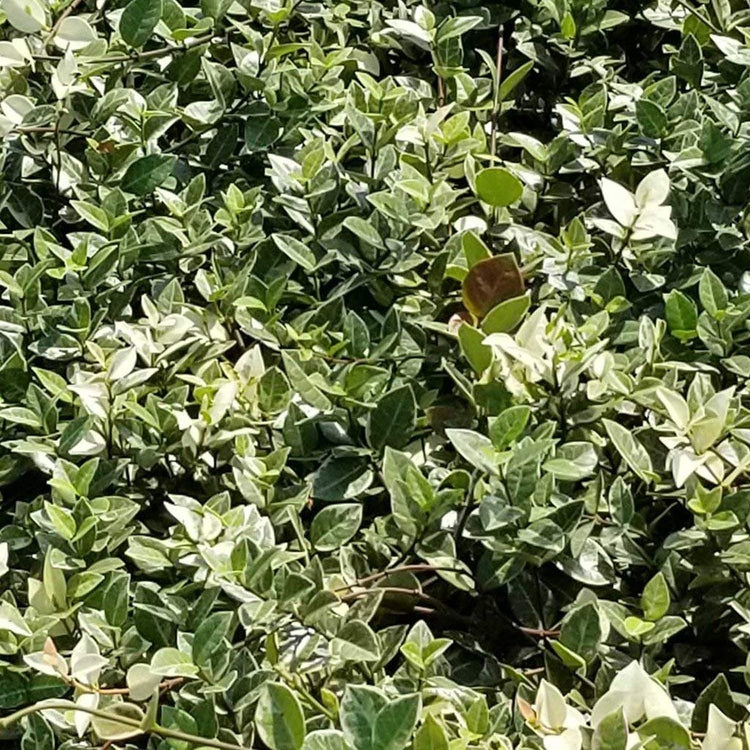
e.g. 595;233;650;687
2;0;750;747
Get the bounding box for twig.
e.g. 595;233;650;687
338;586;472;625
43;0;86;49
13;125;90;137
63;675;184;696
32;32;215;65
437;76;445;107
333;563;466;592
517;626;560;638
673;0;722;34
489;27;505;160
0;700;248;750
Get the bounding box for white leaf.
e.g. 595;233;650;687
601;178;638;227
0;40;28;67
74;692;99;737
208;381;237;424
536;679;568;730
1;95;34;125
69;429;107;456
0;542;8;577
702;705;737;750
632;206;677;240
24;638;69;677
635;169;670;207
150;647;199;677
671;448;707;488
1;0;47;32
657;387;690;431
0;601;31;635
71;633;107;685
107;347;137;381
384;19;433;46
54;16;97;50
543;728;583;750
126;663;161;701
642;677;679;722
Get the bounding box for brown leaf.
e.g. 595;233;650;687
462;254;524;318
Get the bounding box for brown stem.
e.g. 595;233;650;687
32;32;215;65
14;126;91;137
489;27;505;160
517;626;560;638
333;563;465;592
43;0;86;49
65;675;184;696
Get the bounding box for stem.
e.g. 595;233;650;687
0;701;250;750
152;722;251;750
333;563;465;591
489;27;505;161
64;675;184;696
43;0;85;49
673;0;722;33
32;32;215;65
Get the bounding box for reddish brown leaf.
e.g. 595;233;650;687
461;254;524;319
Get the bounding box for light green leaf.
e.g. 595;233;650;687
255;683;305;750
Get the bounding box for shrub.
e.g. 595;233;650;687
1;0;750;748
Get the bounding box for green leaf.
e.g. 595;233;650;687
311;503;363;551
474;167;523;207
367;385;416;452
462;231;492;267
22;714;54;750
255;683;305;750
560;602;601;661
0;670;27;708
372;694;421;750
332;620;380;662
458;323;492;375
593;708;628;750
119;0;162;48
691;674;744;731
481;293;531;333
344;217;385;249
489;406;530;450
413;714;449;750
637;716;691;750
192;611;236;666
341;686;387;750
664;289;698;339
121;155;176;195
498;60;534;101
699;268;728;317
272;234;317;271
641;572;670;621
312;457;372;502
281;352;331;411
302;731;350;750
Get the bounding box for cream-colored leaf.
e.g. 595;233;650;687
601;178;638;227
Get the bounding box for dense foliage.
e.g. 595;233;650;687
2;0;750;747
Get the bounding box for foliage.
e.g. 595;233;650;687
2;0;750;748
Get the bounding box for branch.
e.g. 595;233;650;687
32;32;216;65
489;26;505;160
43;0;86;49
333;563;466;591
0;700;249;750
